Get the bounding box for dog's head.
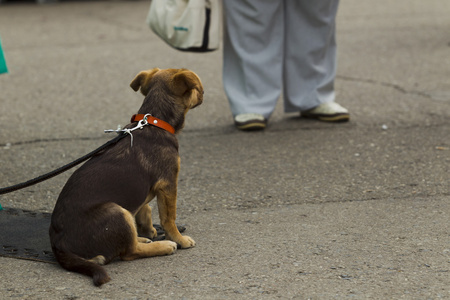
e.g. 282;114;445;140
130;68;204;114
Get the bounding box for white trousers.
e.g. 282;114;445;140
223;0;340;118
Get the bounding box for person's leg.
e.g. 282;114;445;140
283;0;341;112
223;0;284;120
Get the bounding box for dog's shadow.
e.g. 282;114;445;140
0;207;186;263
150;224;186;241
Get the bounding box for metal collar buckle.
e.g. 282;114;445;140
104;113;152;147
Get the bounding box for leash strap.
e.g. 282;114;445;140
0;133;127;195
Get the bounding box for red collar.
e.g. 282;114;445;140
130;114;175;134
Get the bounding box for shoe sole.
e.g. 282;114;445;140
235;121;267;131
302;113;350;122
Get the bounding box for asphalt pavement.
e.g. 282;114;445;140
0;0;449;299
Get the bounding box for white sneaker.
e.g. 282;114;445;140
301;102;350;122
234;113;267;131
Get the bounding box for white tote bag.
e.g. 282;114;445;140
147;0;221;52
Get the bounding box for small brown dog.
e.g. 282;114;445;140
49;68;203;286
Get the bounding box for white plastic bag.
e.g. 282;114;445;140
147;0;221;52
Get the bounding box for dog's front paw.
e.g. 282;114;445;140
177;235;196;249
148;226;158;239
137;224;158;239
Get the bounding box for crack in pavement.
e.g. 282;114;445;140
337;75;434;99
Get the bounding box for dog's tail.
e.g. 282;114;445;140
53;248;111;286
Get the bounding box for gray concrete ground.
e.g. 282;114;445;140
0;0;449;298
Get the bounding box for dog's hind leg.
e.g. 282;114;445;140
121;240;177;261
137;237;152;243
120;207;177;261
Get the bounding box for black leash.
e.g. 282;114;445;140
0;133;127;195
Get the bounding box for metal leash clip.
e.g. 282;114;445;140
104;114;151;147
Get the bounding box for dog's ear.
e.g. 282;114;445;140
130;68;160;96
171;69;204;109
